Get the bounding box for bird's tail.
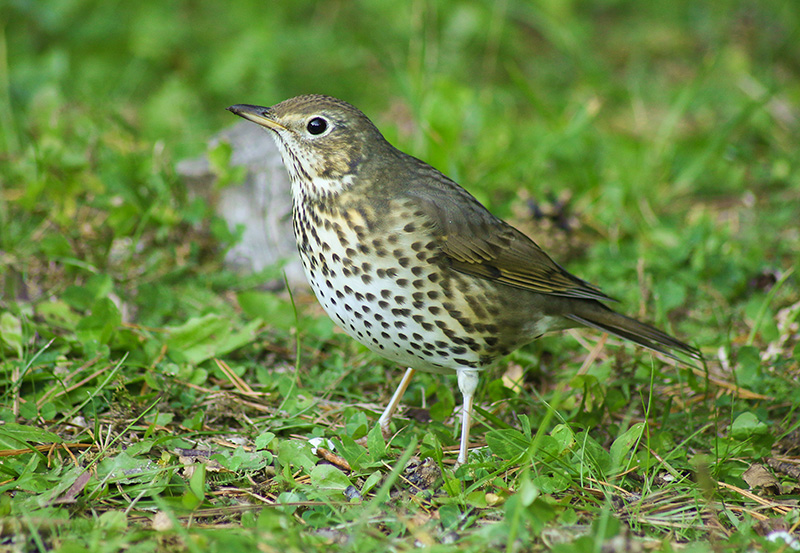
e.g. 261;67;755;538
565;303;701;364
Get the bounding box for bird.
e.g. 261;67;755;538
228;95;701;466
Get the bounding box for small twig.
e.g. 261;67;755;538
214;358;256;395
315;447;352;472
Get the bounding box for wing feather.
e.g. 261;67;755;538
406;178;614;303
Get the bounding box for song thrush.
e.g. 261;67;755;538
228;95;700;465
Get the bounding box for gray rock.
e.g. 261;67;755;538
177;122;306;288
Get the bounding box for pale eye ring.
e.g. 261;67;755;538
307;117;328;135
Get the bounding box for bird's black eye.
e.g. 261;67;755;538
307;117;328;135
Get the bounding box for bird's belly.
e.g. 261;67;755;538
299;249;477;373
294;214;506;373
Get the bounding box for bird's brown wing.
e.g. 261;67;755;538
407;180;614;302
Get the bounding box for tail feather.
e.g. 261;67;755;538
565;306;701;364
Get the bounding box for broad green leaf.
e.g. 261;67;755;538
366;423;386;460
166;314;259;364
237;291;297;331
485;428;530;461
0;312;23;357
63;274;114;311
183;462;206;510
310;464;351;490
76;297;121;345
255;432;276;450
277;440;316;473
36;300;81;331
361;471;382;495
610;422;645;472
429;383;455;422
730;412;768;439
0;423;62;447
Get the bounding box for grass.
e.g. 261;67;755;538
1;1;799;551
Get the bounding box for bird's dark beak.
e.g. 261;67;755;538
227;104;286;130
